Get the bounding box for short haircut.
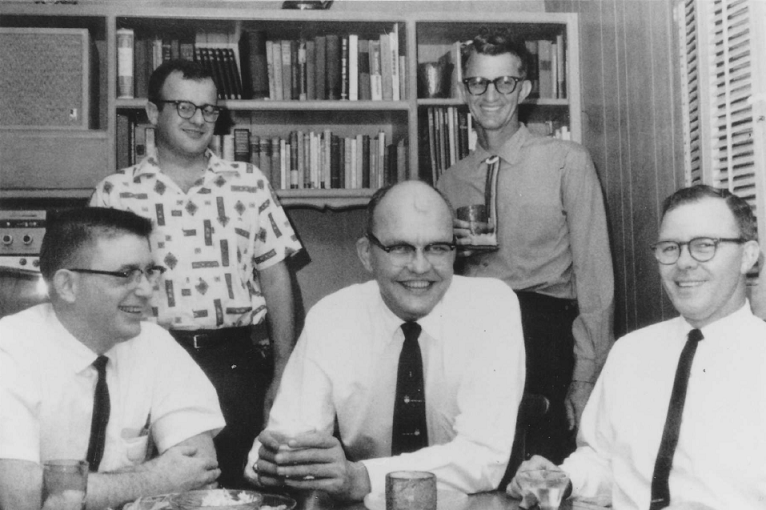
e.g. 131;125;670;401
462;27;531;78
365;181;454;234
661;184;758;241
147;59;216;103
40;207;153;281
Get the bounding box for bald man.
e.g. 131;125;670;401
243;181;526;502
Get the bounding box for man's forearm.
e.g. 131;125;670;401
260;261;297;375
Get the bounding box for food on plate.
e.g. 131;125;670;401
200;490;260;506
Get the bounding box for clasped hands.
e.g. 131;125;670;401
248;430;371;502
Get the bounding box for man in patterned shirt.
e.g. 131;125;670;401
90;59;303;489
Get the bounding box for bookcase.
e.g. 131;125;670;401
0;3;580;210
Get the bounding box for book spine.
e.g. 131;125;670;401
117;29;135;99
524;40;539;98
271;137;282;189
250;134;261;168
290;40;299;100
281;40;292;101
380;33;393;101
348;34;358;101
134;38;148;98
390;24;399;101
341;35;349;100
266;40;275;100
556;33;566;99
326;35;341;100
306;39;316;100
298;39;308;101
240;30;269;99
538;39;553;99
260;137;272;183
234;128;250;162
272;41;283;101
116;114;131;169
315;35;327;100
290;131;299;188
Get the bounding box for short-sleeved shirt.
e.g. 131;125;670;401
0;304;225;472
90;150;303;330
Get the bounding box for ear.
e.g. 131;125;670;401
52;270;78;304
741;240;761;274
357;236;374;274
518;79;533;103
146;100;159;126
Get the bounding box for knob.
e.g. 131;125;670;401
33;259;41;268
22;234;33;245
1;234;12;245
19;258;27;266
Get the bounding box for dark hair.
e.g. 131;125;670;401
462;27;531;77
661;184;758;241
147;59;216;103
40;207;153;281
365;181;454;234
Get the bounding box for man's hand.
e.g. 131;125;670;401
506;455;563;500
565;380;594;431
143;445;220;493
253;431;371;502
453;218;476;258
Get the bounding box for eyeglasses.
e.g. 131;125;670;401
366;232;456;264
462;76;524;96
67;265;167;286
154;100;221;123
650;237;746;265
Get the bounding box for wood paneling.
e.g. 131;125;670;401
546;0;685;337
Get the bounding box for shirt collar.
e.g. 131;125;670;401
134;148;225;179
473;124;531;166
374;283;447;344
680;301;753;341
44;304;103;374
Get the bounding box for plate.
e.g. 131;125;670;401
125;490;296;510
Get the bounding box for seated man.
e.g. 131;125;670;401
509;185;766;509
244;180;526;502
0;208;225;510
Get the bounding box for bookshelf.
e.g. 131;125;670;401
0;3;580;210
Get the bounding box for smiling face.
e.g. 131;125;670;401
658;197;759;328
357;182;455;321
70;233;156;348
462;51;531;143
148;71;217;159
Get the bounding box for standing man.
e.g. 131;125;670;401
510;185;766;509
438;29;614;463
0;207;224;510
91;59;303;488
243;181;525;502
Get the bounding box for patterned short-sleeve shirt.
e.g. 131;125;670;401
90;149;303;329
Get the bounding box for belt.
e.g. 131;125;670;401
170;326;255;350
515;291;578;315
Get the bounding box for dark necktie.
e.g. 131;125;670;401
649;328;704;510
86;355;111;472
392;321;428;455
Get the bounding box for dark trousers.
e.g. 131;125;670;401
516;291;577;465
172;326;271;489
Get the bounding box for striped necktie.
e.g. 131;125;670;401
391;321;428;455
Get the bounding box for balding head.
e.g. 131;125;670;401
358;181;456;321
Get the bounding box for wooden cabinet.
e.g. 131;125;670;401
0;3;579;209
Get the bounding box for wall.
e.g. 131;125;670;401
546;0;686;337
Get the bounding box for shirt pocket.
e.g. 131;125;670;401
120;428;151;465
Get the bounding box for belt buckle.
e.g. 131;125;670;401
192;333;207;350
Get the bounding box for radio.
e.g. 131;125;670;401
0;210;46;272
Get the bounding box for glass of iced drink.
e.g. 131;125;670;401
42;460;88;510
515;469;569;510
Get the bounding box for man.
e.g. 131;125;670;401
437;29;614;463
0;207;225;510
510;185;766;509
90;59;303;488
243;181;525;502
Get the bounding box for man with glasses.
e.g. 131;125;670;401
437;28;614;464
509;185;766;509
0;207;225;510
90;59;303;489
243;181;525;502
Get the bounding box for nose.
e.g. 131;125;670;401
406;248;433;274
133;272;155;297
485;81;501;100
189;107;206;125
676;243;698;268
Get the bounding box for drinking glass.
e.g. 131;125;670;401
385;471;436;510
42;459;88;510
515;469;569;510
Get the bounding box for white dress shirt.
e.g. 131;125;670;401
561;303;766;509
0;304;225;472
249;275;525;496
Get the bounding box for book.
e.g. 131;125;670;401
348;34;358;101
326;34;341;100
234;128;250;162
397;138;407;183
298;39;308;101
341;35;349;100
315;35;327;100
524;40;539;98
239;30;269;99
162;39;172;62
290;40;299;100
330;134;341;188
250;134;261;168
151;36;163;70
224;48;243;99
134;37;148;98
538;39;554;99
271;137;282;188
266;40;275;99
450;40;463;98
170;39;180;60
369;39;382;100
306;39;316;100
222;133;235;160
117;28;134;99
116;114;131;169
358;39;371;101
556;33;566;98
260;137;272;182
361;133;370;188
272;41;283;100
289;131;299;188
380;33;393;101
390;24;400;101
180;39;195;61
281;40;292;101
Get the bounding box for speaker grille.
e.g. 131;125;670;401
0;28;90;129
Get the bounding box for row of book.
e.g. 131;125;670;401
222;129;408;190
116;26;405;102
421;107;477;184
240;29;405;102
116;116;406;190
525;35;567;100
